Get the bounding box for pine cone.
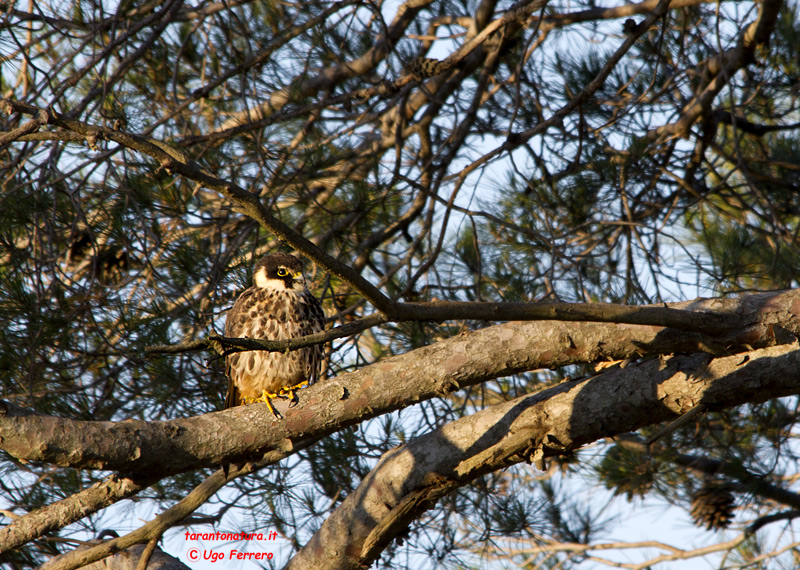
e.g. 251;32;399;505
690;481;735;530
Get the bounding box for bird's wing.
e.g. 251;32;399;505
223;288;254;408
303;291;326;385
224;376;241;409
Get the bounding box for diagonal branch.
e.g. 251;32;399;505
642;0;783;144
31;438;323;570
0;473;158;555
2;291;799;475
285;342;800;570
38;469;232;570
0;98;395;314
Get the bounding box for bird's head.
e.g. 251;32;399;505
253;253;307;291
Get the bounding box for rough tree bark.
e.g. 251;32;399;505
1;291;797;474
2;290;800;569
289;342;800;569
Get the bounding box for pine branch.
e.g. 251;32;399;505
643;0;783;144
2;291;799;474
285;342;800;569
615;435;800;510
0;474;157;555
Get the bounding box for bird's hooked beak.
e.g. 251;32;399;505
292;271;305;285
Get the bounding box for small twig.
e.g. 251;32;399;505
0;509;20;520
145;339;210;355
646;403;707;446
145;313;387;356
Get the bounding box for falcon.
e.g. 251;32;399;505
224;253;325;412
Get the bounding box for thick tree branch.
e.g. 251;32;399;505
391;298;736;332
0;474;157;555
2;291;798;474
287;342;800;570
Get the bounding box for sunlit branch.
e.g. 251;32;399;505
0;474;157;555
285;343;800;569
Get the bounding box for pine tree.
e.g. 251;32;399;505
2;0;800;568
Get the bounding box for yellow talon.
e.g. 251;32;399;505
278;380;309;406
242;381;311;415
240;389;281;417
257;389;281;417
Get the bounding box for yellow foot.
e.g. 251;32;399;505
242;381;311;415
242;389;282;417
277;380;309;407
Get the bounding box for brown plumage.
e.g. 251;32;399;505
224;253;325;409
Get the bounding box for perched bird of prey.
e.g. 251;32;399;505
224;253;325;412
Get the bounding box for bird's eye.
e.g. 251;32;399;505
276;268;288;277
